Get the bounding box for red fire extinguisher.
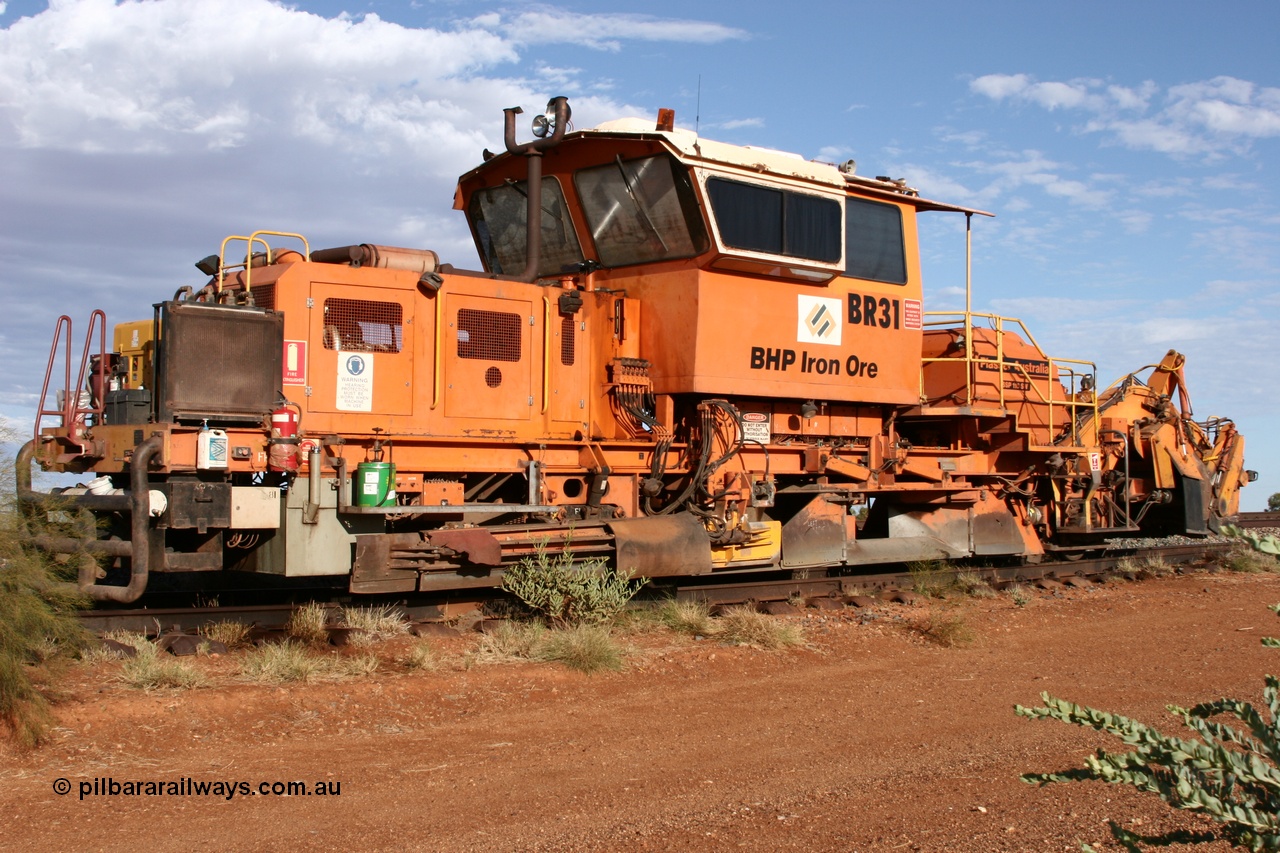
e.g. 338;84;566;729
268;403;301;472
271;405;299;439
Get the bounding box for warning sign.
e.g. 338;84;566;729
902;299;922;331
741;411;771;445
336;352;373;412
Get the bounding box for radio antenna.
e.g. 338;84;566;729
696;75;701;137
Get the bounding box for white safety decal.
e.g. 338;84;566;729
336;352;373;412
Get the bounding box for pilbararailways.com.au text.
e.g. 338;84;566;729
53;777;341;800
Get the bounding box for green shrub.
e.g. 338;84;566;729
0;464;91;746
1223;524;1280;557
501;543;647;628
1017;603;1280;850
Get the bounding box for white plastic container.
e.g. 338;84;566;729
197;428;229;469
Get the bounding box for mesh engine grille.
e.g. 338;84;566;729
457;309;522;362
322;298;403;352
560;316;575;366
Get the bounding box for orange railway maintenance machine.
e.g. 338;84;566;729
20;98;1254;602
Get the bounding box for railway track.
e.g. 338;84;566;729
1238;511;1280;530
79;539;1236;637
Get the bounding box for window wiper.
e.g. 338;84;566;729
614;156;668;252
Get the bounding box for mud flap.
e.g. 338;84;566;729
607;514;713;577
887;501;1030;558
781;495;848;568
1179;470;1209;535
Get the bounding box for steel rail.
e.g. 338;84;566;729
78;541;1235;636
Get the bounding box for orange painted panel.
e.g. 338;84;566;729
307;283;415;417
443;293;533;422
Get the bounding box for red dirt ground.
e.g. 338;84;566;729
3;569;1279;852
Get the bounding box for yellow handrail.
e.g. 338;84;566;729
920;310;1099;446
215;230;311;293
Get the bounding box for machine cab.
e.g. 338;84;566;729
453;110;949;406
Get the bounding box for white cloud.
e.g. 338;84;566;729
0;0;522;157
971;73;1280;159
473;7;747;52
0;0;739;415
718;117;764;130
970;73;1030;101
816;144;853;162
909;150;1112;210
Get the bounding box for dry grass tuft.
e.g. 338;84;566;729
199;619;252;650
658;598;714;637
0;487;91;746
466;621;546;667
538;624;623;674
1223;546;1279;574
908;560;955;598
240;641;327;684
716;606;802;649
956;571;997;598
285;602;331;646
401;639;438;671
115;635;206;690
922;613;976;648
337;653;379;677
340;605;409;646
1008;584;1032;607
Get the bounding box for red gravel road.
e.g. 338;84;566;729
2;571;1278;852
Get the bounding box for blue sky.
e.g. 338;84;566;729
1;0;1277;508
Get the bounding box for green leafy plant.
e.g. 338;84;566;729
1223;524;1280;559
501;542;647;628
1017;603;1280;851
